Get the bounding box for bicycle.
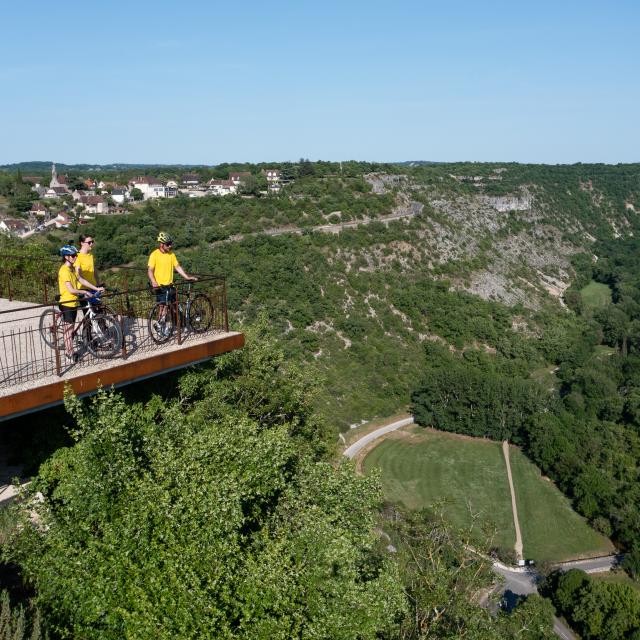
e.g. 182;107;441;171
38;291;123;359
147;281;213;344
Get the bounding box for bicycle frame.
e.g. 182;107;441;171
148;281;213;345
43;292;123;365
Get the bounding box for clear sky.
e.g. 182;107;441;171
2;0;638;165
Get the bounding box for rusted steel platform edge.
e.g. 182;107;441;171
0;332;244;421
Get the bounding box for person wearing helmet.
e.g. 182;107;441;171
148;232;196;290
58;245;105;361
147;233;196;330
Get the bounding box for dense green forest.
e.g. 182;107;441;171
3;160;640;637
542;569;640;640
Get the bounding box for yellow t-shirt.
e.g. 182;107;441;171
58;263;80;307
148;248;179;286
76;252;97;287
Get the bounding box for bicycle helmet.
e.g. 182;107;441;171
157;231;172;244
59;244;79;257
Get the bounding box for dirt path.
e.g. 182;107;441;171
502;440;523;563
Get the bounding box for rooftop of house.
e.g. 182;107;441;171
1;218;28;230
82;195;106;205
130;176;165;186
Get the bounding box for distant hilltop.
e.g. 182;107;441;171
1;160;441;173
0;161;215;172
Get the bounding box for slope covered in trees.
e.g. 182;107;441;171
21;161;637;427
1;327;554;638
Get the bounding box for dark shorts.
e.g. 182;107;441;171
59;303;78;324
155;285;176;304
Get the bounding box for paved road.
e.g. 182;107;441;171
343;417;414;459
559;554;623;573
553;618;577;640
492;565;538;595
495;564;577;639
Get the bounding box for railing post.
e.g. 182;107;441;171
176;285;182;345
52;311;62;376
120;313;127;359
223;279;229;332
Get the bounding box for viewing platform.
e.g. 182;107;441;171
0;275;244;421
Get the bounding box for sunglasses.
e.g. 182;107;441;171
162;242;173;247
84;240;95;245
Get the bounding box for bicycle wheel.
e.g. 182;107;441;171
147;303;175;344
84;314;122;358
39;308;63;349
187;294;213;333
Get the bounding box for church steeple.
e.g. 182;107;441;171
50;162;59;188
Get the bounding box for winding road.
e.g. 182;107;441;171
214;203;424;247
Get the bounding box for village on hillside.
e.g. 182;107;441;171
0;164;285;239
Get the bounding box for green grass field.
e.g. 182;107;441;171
592;572;640;593
509;448;613;562
363;429;516;550
580;280;612;309
363;429;613;562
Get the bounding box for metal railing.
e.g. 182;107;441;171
0;275;229;390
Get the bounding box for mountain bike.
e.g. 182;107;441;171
147;282;213;344
38;292;123;359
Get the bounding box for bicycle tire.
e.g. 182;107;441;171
188;294;214;333
39;307;63;349
84;314;122;358
147;303;175;344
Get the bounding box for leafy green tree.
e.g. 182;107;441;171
0;590;47;640
66;176;87;191
238;174;267;196
4;333;404;639
623;546;640;580
298;158;315;177
385;509;555;639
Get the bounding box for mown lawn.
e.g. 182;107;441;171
509;448;614;562
363;429;516;550
363;428;614;563
580;280;612;309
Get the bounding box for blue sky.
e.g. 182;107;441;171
2;0;638;164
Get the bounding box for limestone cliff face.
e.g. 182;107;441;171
363;170;638;309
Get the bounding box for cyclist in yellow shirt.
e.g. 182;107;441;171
58;245;104;361
76;233;100;289
147;232;196;331
75;233;101;315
